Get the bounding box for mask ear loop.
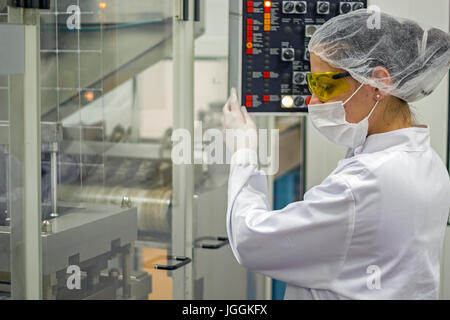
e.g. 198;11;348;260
343;83;365;106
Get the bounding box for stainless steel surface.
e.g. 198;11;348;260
41;122;63;144
0;24;24;75
50;142;58;217
0;204;138;275
61;140;172;160
8;6;43;300
59;185;171;234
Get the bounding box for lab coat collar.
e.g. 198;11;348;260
354;126;430;155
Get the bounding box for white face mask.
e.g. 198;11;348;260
307;83;379;149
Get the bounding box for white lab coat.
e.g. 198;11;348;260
226;127;450;299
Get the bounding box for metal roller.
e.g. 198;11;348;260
59;186;171;233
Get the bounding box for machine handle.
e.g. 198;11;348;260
195;236;229;249
183;0;189;21
154;256;191;271
194;0;201;21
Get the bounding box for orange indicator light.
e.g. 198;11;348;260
99;2;107;9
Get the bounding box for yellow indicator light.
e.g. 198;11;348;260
246;42;253;49
84;91;95;102
99;2;107;9
264;1;272;7
282;96;294;108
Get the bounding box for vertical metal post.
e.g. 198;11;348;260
8;6;42;299
121;244;132;299
50;142;58;217
172;0;195;300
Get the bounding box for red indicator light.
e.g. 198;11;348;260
263;71;270;79
263;95;270;102
247;1;253;6
264;1;272;7
305;96;312;105
247;7;253;13
246;95;253;107
247;48;253;55
264;7;271;13
247;18;253;25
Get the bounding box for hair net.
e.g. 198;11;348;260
308;9;450;102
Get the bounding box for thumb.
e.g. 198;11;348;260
241;106;253;124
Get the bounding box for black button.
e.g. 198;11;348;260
294;26;304;34
283;26;293;35
282;73;291;82
295;49;304;60
341;2;351;14
284;1;295;13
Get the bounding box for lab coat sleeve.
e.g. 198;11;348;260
226;151;356;288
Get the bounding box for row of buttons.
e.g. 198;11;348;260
282;1;364;15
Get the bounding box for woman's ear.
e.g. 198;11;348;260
371;66;391;100
371;66;392;85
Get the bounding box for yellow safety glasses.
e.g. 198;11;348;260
306;71;351;102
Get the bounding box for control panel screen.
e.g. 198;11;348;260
242;0;367;113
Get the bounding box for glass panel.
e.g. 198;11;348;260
192;0;249;299
38;0;175;300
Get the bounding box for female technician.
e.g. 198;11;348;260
222;10;450;299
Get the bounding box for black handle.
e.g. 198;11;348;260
183;0;189;21
195;236;229;250
154;256;191;271
194;0;201;21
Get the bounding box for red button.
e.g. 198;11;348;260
263;95;270;102
263;71;270;78
247;48;253;55
246;95;252;107
247;25;253;31
264;7;271;13
247;7;253;13
305;96;312;105
247;1;253;6
247;18;253;25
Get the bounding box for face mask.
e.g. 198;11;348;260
307;83;379;149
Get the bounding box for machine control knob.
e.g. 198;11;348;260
317;1;330;14
283;1;295;13
295;96;305;107
340;2;352;14
294;72;305;84
282;48;295;61
305;49;310;61
352;2;364;10
296;1;307;14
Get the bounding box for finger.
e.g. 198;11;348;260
241;106;253;124
223;96;232;113
229;88;242;113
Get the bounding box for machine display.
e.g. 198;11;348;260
238;0;367;113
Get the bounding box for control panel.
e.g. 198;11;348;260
239;0;367;113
